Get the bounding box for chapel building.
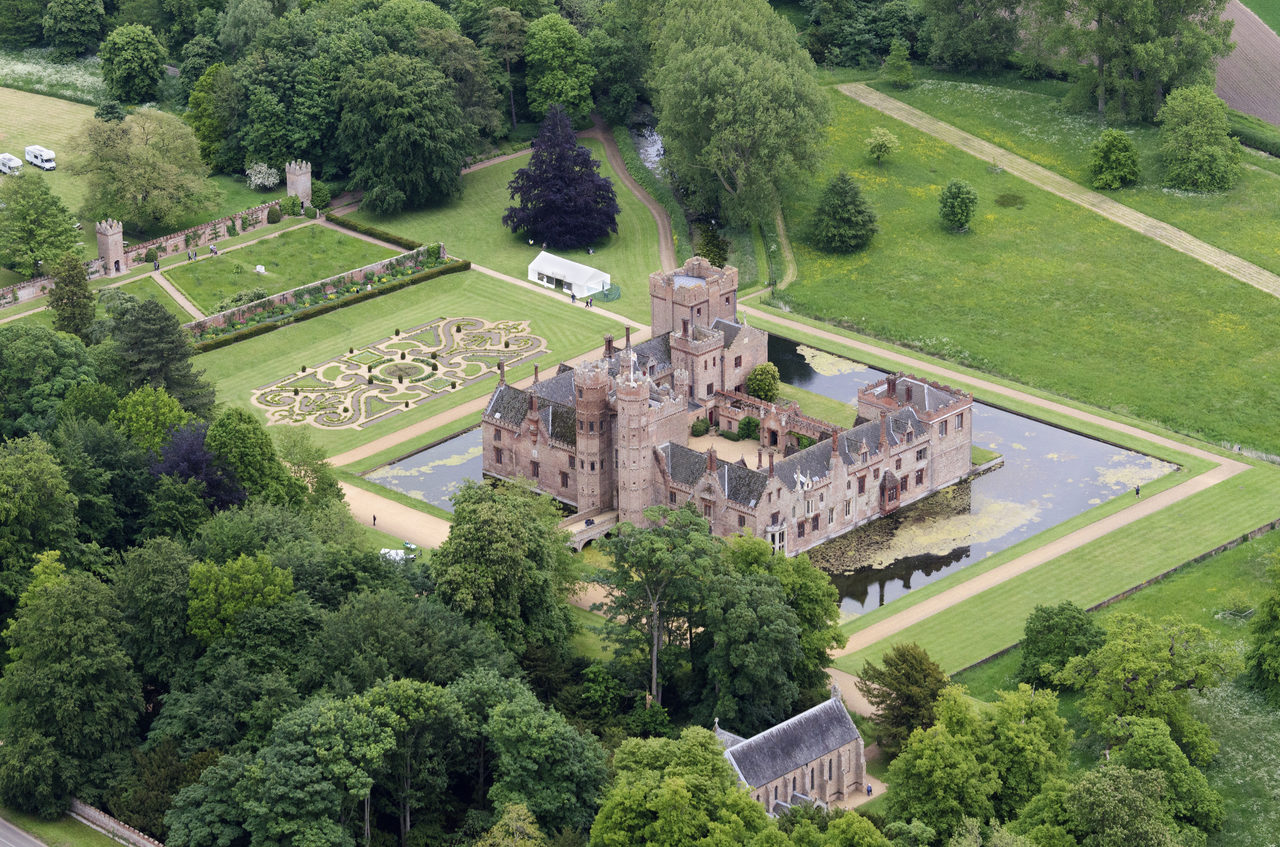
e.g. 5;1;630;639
480;256;974;555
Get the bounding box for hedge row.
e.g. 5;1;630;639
326;213;424;250
193;260;471;353
1228;109;1280;158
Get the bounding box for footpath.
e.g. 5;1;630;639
840;83;1280;299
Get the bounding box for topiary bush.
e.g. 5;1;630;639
746;363;781;402
1088;129;1140;190
266;205;282;224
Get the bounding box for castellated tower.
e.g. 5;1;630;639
615;369;653;525
574;360;615;513
648;255;740;335
95;219;125;276
285;160;312;205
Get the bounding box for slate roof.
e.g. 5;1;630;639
484;383;575;444
608;334;673;379
712;318;743;348
715;723;747;749
717;460;769;507
659;443;706;487
530;369;577;407
542;404;577;444
773;441;836;491
872;376;963;413
722;698;861;788
485;383;529;424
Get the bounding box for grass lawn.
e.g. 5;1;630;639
1244;0;1280;33
200;269;623;456
865;78;1280;278
0;806;121;847
347;139;662;325
0;88;286;256
4;275;191;330
164;225;397;315
832;460;1280;675
569;603;614;661
775;90;1280;456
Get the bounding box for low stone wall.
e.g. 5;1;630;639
184;244;438;335
123;200;283;270
70;799;165;847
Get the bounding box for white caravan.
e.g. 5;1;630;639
24;145;56;170
0;153;21;175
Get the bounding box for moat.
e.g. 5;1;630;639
365;335;1175;617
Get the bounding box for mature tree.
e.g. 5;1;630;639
187;552;294;646
483;7;528;131
58;382;120;425
887;722;999;840
424;28;506;142
1158;84;1241;192
810;172;878;253
1088;129;1141;190
0;324;97;438
1057;613;1242;766
746;362;782;402
142;475;213;541
984;685;1071;820
882;36;915;88
919;0;1018;70
589;728;777;847
1044;0;1234;120
94;100;127;123
1064;765;1180;847
114;536;198;696
597;504;724;707
0;555;142;816
110;297;215;418
882;819;938;846
42;0;104;58
939;179;978;232
338;53;472;216
432;480;577;655
856;642;949;757
503;104;620;249
50;413;151;552
218;0;273;58
0;436;79;619
723;535;846;694
0;169;79;278
1247;557;1280;704
273;426;342;506
99;24;167;103
691;570;805;734
653;0;829;222
164;752;250;847
110;386;191;456
109;740;215;841
524;13;594;118
75;109;220;231
185;63;246;173
1112;716;1224;833
587;5;648;125
154;421;247;511
478;803;548;847
204;407;300;504
487;692;608;833
47;252;96;341
1017;600;1105;687
865;127;902;164
0;0;44;47
177;35;220;98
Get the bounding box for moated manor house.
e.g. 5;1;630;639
482;257;973;555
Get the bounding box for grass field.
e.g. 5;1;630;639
1245;0;1280;34
952;531;1280;846
3;274;192;330
0;806;121;847
164;225;397;315
200;269;623;455
348;139;662;324
866;78;1280;277
774;90;1280;456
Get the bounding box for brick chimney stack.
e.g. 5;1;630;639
604;334;615;358
768;451;775;477
533;364;540;383
757;448;763;469
625;326;632;348
498;360;506;383
879;410;889;451
886;374;897;399
707;447;717;473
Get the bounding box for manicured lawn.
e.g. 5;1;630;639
777;383;860;427
866;78;1280;277
164;225;397;315
3;276;190;330
775;90;1280;455
200;269;624;456
1244;0;1280;33
832;461;1280;675
347;139;662;324
0;806;121;847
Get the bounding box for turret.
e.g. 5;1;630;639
574;360;614;512
285;160;312;205
615;371;653;524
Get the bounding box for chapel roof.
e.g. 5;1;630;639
721;698;861;788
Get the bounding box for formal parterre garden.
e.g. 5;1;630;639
774;89;1280;456
347;139;662;324
251;317;546;429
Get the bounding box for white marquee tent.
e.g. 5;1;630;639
527;251;611;298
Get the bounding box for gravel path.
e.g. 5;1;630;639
840;82;1280;299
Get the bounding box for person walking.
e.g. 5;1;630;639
866;784;873;797
372;514;377;526
1136;484;1141;498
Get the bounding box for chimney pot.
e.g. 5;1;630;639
533;364;540;383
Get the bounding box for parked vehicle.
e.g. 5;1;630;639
0;153;21;174
24;145;55;170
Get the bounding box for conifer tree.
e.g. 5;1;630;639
883;37;915;89
811;171;878;252
48;251;96;341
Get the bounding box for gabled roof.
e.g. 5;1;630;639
659;443;706;487
485;383;529;424
718;460;769;507
722;698;861;788
485;382;575;444
774;441;836;491
530;369;577;407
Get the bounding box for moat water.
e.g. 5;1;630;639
363;337;1175;617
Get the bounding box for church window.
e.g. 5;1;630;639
590;461;596;471
828;759;832;781
819;492;824;503
771;511;780;525
494;448;502;464
895;458;901;470
940;420;948;436
957;412;964;430
560;471;569;487
704;360;708;370
494;429;501;442
774;787;778;801
858;476;866;494
767;491;772;503
916;470;924;485
792;777;797;794
578;420;583;431
738;515;746;528
577;388;583;399
734;355;742;368
811;768;815;789
917;447;927;461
